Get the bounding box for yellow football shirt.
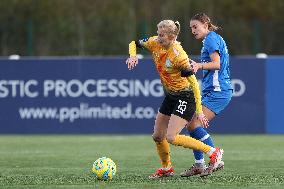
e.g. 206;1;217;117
129;36;202;114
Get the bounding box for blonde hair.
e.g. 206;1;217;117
191;13;219;31
157;20;180;38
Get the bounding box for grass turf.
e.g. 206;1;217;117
0;135;284;189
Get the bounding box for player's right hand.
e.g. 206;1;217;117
126;56;138;70
189;59;199;74
197;113;209;128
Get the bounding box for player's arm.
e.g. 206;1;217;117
203;52;220;70
190;52;220;73
126;41;138;70
179;57;209;127
177;55;203;115
186;74;209;128
191;35;221;73
185;74;202;115
126;38;151;70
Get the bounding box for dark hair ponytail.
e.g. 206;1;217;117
191;13;219;31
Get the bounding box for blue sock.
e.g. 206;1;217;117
189;127;214;163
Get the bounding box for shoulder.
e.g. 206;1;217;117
204;32;219;43
145;36;158;44
203;31;225;49
148;36;158;42
139;36;157;43
138;36;159;50
138;36;157;45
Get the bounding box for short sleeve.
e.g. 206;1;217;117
204;34;220;55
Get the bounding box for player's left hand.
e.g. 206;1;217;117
197;113;209;128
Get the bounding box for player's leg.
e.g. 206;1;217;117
180;106;216;177
149;95;174;179
164;93;224;177
164;94;218;156
149;112;173;179
166;114;223;175
166;114;214;154
189;105;216;163
185;91;232;177
152;112;171;168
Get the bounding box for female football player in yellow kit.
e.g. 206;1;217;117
126;20;223;178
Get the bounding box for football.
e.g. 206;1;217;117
92;157;117;180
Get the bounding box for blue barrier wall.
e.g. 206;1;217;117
266;57;284;134
0;57;281;134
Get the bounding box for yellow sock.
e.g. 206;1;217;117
172;134;211;153
155;139;171;168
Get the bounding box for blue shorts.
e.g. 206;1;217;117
202;90;233;115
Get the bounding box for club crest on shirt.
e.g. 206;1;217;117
165;59;172;68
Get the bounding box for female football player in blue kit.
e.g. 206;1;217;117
180;13;233;177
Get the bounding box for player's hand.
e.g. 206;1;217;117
189;59;199;74
197;113;209;128
126;56;138;70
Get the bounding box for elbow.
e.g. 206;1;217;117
215;62;221;70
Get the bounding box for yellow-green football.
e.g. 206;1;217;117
92;157;116;180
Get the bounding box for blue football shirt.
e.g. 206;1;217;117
200;31;233;92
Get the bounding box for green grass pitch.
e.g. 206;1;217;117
0;135;284;189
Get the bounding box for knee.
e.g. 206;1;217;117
187;120;199;132
152;134;164;142
166;134;176;144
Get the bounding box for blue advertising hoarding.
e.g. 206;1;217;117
0;58;162;134
266;57;284;134
0;56;280;134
